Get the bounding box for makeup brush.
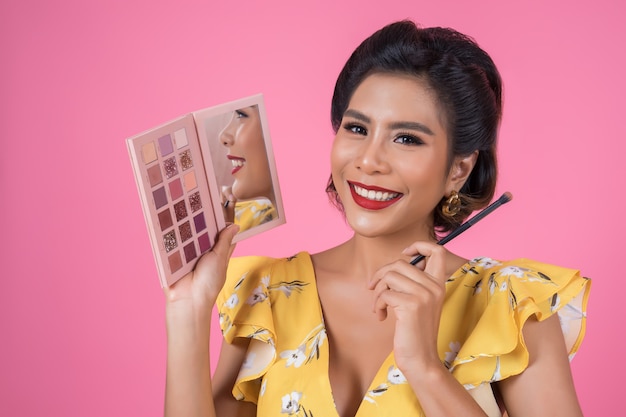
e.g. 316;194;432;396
410;191;513;266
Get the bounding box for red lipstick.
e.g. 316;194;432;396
227;155;245;175
348;181;402;210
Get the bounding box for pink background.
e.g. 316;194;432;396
1;0;623;415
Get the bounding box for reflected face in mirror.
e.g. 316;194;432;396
220;106;274;203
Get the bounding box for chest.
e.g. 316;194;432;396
316;274;396;417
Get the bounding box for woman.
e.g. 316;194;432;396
220;105;278;232
164;21;590;416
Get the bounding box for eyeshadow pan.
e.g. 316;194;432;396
183;242;197;263
168;251;182;273
198;233;211;253
189;191;202;212
193;212;206;233
163;230;177;252
173;128;188;149
180;150;193;170
158;134;174;156
157;209;173;231
147;164;163;187
142;142;157;164
183;171;197;191
179;221;192;242
174;200;188;222
163;156;178;179
153;187;168;209
169;179;183;200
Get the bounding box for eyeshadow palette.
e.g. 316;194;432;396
127;94;284;287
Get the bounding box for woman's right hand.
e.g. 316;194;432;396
163;223;239;317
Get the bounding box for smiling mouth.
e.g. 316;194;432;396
349;181;402;210
227;155;245;174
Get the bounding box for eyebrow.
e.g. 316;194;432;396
343;109;435;136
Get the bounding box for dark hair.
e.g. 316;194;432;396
326;20;502;234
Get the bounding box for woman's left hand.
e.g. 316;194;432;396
368;241;449;372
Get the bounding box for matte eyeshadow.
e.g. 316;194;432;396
163;230;177;252
183;242;197;263
153;187;168;209
189;191;202;212
168;251;182;273
163;156;178;179
174;200;188;222
198;233;211;253
179;150;193;170
169;179;183;200
147;164;163;187
183;171;197;191
173;128;188;149
158;134;174;156
158;209;173;231
179;221;192;242
193;212;206;233
142;142;157;164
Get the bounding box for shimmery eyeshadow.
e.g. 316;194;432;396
169;179;183;200
153;187;167;209
168;251;182;273
147;164;163;187
173;128;188;149
183;171;197;191
189;191;202;212
157;209;173;231
174;200;188;222
193;213;206;233
163;230;177;252
158;134;174;156
163;156;178;179
198;233;211;253
183;242;197;263
179;221;192;242
179;150;193;170
142;142;157;164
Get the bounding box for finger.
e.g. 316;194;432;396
402;241;447;283
212;223;239;259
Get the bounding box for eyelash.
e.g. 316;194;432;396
236;110;249;119
342;123;424;146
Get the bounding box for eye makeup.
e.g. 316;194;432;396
127;94;285;287
128;114;219;287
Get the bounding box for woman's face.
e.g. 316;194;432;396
220;106;273;201
331;72;465;240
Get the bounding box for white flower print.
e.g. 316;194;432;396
280;345;307;368
474;257;501;269
280;391;302;414
224;294;239;309
499;280;508;292
387;365;407;384
246;285;268;305
444;341;461;368
260;379;267;397
499;266;525;278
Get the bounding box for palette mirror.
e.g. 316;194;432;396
194;95;285;242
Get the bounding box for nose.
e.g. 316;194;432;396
355;137;391;175
220;119;236;147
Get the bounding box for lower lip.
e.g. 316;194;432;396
349;185;401;210
231;165;242;175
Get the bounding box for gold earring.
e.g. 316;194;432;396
441;191;461;218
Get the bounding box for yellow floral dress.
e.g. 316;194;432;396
217;252;590;416
234;198;277;232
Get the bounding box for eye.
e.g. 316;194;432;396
343;123;367;136
235;109;249;119
394;133;424;146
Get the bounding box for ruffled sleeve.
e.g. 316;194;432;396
216;256;279;402
440;257;591;388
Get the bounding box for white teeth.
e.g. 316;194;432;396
353;184;399;201
231;159;244;167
